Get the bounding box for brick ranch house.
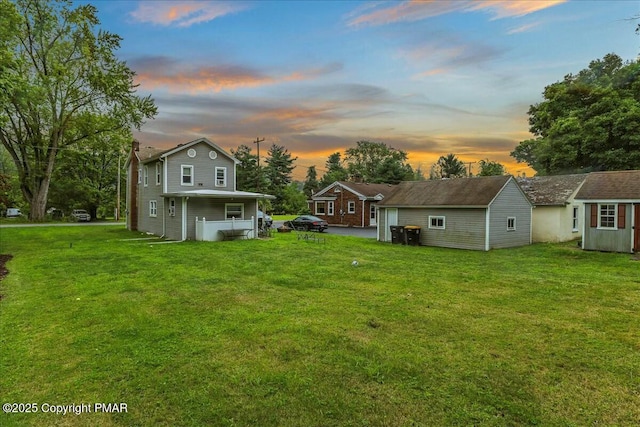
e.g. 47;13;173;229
308;181;397;227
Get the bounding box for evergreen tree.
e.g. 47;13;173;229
319;152;348;188
264;144;297;213
303;166;319;197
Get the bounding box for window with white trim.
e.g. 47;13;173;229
348;201;356;213
507;217;516;231
225;203;244;219
572;206;579;231
143;165;149;187
328;201;334;216
315;202;326;215
429;216;445;229
138;168;142;184
169;198;176;217
215;167;226;187
181;165;194;186
155;163;161;185
149;200;157;217
598;204;616;229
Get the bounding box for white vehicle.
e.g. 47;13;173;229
71;209;91;222
6;208;22;217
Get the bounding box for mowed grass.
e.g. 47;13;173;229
0;226;639;426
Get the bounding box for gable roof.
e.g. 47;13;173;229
140;137;239;164
314;181;397;200
378;175;516;207
574;170;640;200
516;174;587;206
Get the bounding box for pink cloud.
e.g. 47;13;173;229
130;1;247;27
347;0;566;27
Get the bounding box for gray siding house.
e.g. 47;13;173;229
377;175;532;251
575;170;640;253
126;138;273;241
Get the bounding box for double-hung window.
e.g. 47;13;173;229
155;163;161;185
315;202;326;215
348;201;356;214
572;206;579;232
181;165;194;186
215;167;226;187
143;166;149;187
149;200;157;217
599;204;616;229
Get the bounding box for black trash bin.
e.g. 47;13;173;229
390;225;406;244
404;226;421;246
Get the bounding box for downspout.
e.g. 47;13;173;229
160;157;166;238
485;206;491;251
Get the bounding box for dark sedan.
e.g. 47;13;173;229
286;215;328;232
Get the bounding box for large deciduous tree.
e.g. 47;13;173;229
0;0;157;220
511;53;640;175
344;140;414;184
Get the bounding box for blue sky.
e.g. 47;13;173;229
92;0;639;178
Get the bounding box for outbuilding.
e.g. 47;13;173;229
376;175;532;251
575;170;640;253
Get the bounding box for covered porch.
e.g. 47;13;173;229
161;189;275;241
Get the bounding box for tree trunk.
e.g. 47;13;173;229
28;183;49;221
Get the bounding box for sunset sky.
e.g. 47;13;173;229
93;0;639;178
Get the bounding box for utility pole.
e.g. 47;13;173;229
253;137;265;192
116;153;121;221
465;161;476;176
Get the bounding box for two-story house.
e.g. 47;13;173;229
126;138;273;241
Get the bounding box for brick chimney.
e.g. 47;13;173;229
129;139;140;231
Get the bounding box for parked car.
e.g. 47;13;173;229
258;210;273;227
286;215;328;232
5;208;22;218
71;209;91;222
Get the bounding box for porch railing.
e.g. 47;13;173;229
195;216;255;241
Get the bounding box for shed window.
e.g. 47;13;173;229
429;216;445;229
599;204;616;229
572;206;579;231
507;217;516;231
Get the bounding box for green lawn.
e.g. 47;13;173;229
0;226;638;426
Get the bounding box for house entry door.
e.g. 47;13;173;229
634;204;640;252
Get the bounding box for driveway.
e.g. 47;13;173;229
272;221;376;238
